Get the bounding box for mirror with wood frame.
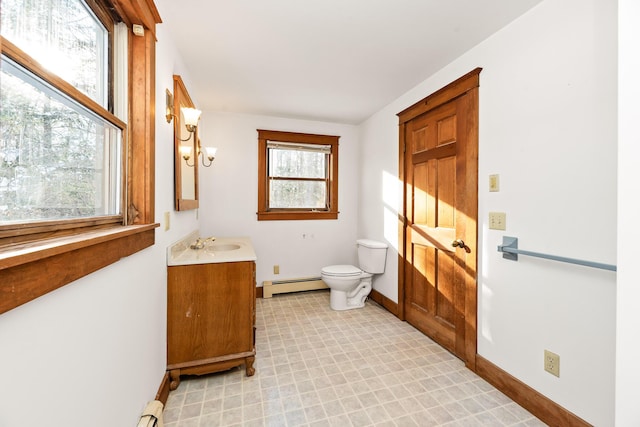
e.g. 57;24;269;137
173;75;199;211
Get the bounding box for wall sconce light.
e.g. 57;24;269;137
178;107;217;168
180;143;217;168
181;107;202;134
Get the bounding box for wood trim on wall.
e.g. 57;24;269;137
155;372;171;406
256;129;340;221
397;68;482;124
462;86;479;370
128;23;157;224
109;0;162;38
397;121;407;321
172;75;200;211
0;225;157;314
369;289;399;317
475;356;590;427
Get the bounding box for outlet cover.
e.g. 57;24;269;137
544;350;560;377
274;265;280;275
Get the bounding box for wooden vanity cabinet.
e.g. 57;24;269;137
167;261;256;390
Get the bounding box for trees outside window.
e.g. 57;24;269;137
0;58;121;223
1;0;122;226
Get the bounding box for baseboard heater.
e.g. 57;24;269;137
263;277;327;298
137;400;164;427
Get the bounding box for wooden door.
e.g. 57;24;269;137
399;69;480;366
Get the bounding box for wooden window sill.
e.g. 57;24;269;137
0;224;158;315
257;211;338;221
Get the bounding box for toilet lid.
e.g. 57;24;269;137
321;264;362;276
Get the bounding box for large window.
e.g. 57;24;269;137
0;57;122;223
257;129;339;221
0;0;161;315
1;0;123;228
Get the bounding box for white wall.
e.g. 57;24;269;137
616;0;640;424
359;0;617;425
155;16;201;244
0;252;166;427
197;112;360;286
358;102;402;301
0;20;199;427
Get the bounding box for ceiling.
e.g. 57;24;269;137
155;0;542;125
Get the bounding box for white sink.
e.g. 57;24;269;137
209;243;241;252
167;233;256;266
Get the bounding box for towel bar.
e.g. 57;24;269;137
497;236;616;272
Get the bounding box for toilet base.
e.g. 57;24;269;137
329;278;372;311
330;290;365;310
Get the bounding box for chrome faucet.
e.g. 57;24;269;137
189;236;216;250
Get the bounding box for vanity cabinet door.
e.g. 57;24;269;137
167;261;255;366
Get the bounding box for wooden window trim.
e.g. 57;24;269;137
0;224;157;315
257;129;339;221
0;39;123;129
0;0;162;315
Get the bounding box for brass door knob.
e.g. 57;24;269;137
452;239;471;253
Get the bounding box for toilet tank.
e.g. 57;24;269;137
357;239;388;274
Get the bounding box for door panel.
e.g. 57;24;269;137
404;99;465;358
399;68;480;367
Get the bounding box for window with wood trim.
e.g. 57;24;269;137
1;0;123;229
0;0;161;315
257;129;339;221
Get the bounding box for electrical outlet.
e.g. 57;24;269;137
489;212;506;230
274;265;280;275
544;350;560;377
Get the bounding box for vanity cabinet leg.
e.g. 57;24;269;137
169;369;181;390
245;356;256;376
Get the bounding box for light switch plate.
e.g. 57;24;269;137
489;212;506;230
489;174;500;192
164;211;170;231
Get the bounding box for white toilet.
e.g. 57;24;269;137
321;239;388;311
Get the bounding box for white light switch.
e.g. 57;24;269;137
489;212;506;230
164;211;170;231
489;174;500;192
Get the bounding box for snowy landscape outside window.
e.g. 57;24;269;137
257;130;339;221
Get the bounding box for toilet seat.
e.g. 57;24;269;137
321;264;361;277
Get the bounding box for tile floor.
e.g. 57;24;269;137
164;291;546;427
